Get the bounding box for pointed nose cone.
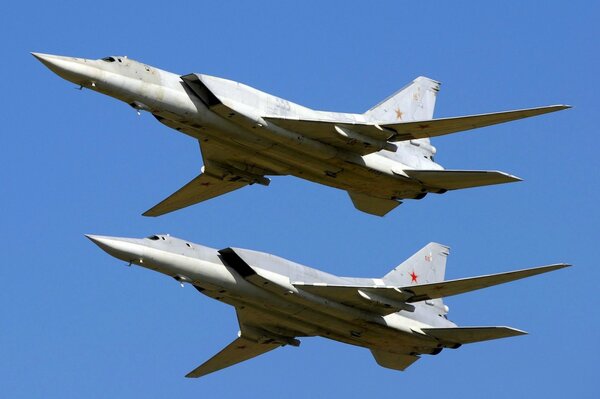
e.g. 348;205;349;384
31;52;61;67
32;52;94;85
85;234;146;263
85;234;113;250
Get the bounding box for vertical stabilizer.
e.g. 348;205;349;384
383;242;449;286
383;243;449;313
364;76;440;123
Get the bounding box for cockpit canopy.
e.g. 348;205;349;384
145;234;194;249
146;234;166;241
101;55;128;63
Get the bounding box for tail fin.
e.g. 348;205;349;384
364;76;440;123
383;242;449;286
383;243;449;314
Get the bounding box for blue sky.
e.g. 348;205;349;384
2;1;598;397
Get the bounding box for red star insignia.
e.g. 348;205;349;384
395;108;403;120
410;271;418;283
418;124;430;130
200;182;211;186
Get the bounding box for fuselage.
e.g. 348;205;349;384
87;233;455;355
33;53;442;200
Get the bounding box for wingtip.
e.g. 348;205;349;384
542;263;572;271
493;326;528;337
541;104;572;110
142;206;162;217
555;263;572;269
497;171;522;182
487;170;522;182
185;370;205;378
510;327;528;336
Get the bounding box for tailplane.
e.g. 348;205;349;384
422;326;526;345
404;169;521;192
364;76;440;123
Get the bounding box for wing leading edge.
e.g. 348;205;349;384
293;263;569;312
382;105;570;141
264;105;570;144
143;172;248;217
185;336;280;378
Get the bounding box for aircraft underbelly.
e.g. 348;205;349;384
201;127;420;197
164;117;425;200
214;284;435;353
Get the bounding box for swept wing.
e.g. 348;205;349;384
185;335;280;378
143;172;248;216
185;303;300;378
143;138;272;217
264;105;570;144
293;263;569;313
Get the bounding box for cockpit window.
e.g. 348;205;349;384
102;56;116;62
147;235;160;240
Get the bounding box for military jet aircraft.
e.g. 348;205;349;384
86;233;568;377
34;53;569;216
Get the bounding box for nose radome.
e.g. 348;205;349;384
32;52;93;85
85;234;112;247
32;52;76;68
31;52;60;63
85;234;123;254
85;234;145;263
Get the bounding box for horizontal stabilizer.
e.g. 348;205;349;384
143;173;248;217
422;326;526;345
405;169;521;191
347;191;402;216
185;336;280;378
371;350;420;371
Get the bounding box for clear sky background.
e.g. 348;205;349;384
2;1;598;397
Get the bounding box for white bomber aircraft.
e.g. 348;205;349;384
87;233;569;377
34;53;570;216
